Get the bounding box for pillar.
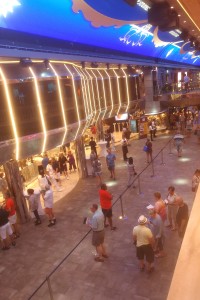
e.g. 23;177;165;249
3;160;29;223
143;68;160;114
74;136;88;178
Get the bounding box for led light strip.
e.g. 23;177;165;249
122;69;130;112
0;67;19;160
177;0;200;32
85;69;96;123
113;69;122;115
97;70;107;120
49;63;68;145
82;70;93;115
73;66;91;136
135;77;138;100
90;69;101;123
104;69;114;118
29;67;47;153
78;68;94;131
64;64;81;140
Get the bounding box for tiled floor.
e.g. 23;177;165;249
0;130;197;300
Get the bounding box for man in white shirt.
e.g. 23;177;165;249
42;185;56;227
46;160;62;192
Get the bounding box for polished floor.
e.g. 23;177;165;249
0;130;197;300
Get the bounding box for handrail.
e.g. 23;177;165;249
28;134;174;299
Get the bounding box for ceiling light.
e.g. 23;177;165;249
178;14;181;17
183;20;186;23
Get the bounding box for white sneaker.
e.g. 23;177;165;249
56;188;63;192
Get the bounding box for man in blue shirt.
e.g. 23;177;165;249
106;148;116;180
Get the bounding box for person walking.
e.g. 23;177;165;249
99;183;116;230
166;186;178;231
89;203;108;262
89;137;97;155
67;151;77;172
133;215;155;273
27;189;42;225
58;152;69;179
127;157;137;188
148;123;154;141
106;148;116;180
46;160;62;192
93;158;103;186
42;185;56;227
145;138;153;164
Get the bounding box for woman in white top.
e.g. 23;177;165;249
38;170;51;191
42;186;56;227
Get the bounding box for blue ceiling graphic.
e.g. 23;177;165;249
0;0;199;66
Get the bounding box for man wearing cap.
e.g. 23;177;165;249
133;215;155;272
90;204;108;262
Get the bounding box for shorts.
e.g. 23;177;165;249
0;222;13;240
8;213;17;225
108;165;115;171
92;230;105;247
102;208;112;218
136;244;154;263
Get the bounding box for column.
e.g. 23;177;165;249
74;136;88;178
143;68;160;114
3;160;29;223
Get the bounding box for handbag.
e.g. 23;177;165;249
143;145;148;152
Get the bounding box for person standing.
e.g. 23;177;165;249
183;73;190;93
133;215;155;272
148;209;165;258
99;183;116;230
4;191;20;238
27;189;41;225
166;186;178;231
42;153;49;171
176;197;189;238
42;185;56;227
145;138;153;164
89;137;97;155
106;148;116;180
121;138;128;161
46;160;62;192
93;159;103;186
58;153;69;179
148;123;153;141
0;207;16;250
173;131;184;157
67;151;77;172
192;169;200;192
152;120;157;138
154;192;167;223
0;172;8;198
90;204;108;262
127;157;137;188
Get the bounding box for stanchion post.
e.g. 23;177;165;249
169;140;172;155
161;149;165;165
46;276;54;300
137;175;142;195
151;160;155;177
120;196;124;219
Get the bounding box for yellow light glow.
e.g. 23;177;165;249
177;0;200;31
90;69;101;123
85;69;96;123
0;60;20;64
104;69;114;118
122;69;130;112
97;70;107;120
49;63;68;145
29;67;47;153
64;64;81;140
73;66;91;136
113;69;122;115
79;68;93;117
135;77;138;99
0;67;19;160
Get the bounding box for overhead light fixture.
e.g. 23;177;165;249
81;61;85;69
44;59;50;70
91;62;98;68
20;58;33;67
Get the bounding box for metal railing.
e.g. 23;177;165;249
28;135;174;300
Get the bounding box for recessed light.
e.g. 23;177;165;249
192;29;195;32
171;6;174;9
178;14;181;17
183;20;186;23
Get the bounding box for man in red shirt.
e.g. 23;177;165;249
4;191;20;238
99;183;116;230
